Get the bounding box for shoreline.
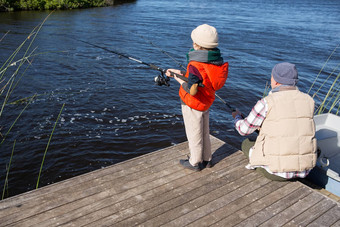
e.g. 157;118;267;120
0;0;136;12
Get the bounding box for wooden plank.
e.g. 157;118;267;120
86;154;250;226
0;136;339;227
258;189;324;226
132;172;265;226
332;220;340;227
162;177;274;226
283;198;337;226
211;181;302;226
29;145;242;226
0;148;186;226
1;137;224;223
307;204;340;227
0;136;227;226
187;181;291;226
234;185;313;226
0;141;187;215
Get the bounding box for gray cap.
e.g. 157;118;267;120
272;62;298;86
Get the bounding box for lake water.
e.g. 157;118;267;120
0;0;339;198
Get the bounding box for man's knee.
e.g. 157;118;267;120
241;138;255;157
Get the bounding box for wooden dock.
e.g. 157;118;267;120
0;136;339;226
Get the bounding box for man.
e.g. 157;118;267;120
232;62;317;181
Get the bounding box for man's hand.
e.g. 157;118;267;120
232;109;242;119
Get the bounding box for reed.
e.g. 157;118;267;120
0;12;53;117
260;47;339;116
320;75;340;111
309;46;340;116
315;72;340;115
308;45;339;95
36;103;65;189
0;31;10;42
0;12;61;199
262;81;270;98
0;14;52;147
0;95;36;146
1;140;15;200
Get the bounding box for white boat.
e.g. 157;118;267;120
307;113;340;197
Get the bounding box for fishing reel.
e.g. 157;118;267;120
154;71;170;86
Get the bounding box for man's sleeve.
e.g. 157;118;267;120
234;98;267;136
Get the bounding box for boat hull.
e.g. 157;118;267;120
307;113;340;197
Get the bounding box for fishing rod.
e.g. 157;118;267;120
78;38;257;132
214;93;236;111
77;39;237;113
75;39;203;88
137;37;259;133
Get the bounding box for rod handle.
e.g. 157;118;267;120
168;71;204;87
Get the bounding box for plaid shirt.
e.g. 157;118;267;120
234;97;311;179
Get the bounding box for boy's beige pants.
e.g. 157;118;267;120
181;104;212;166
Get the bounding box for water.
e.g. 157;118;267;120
0;0;339;198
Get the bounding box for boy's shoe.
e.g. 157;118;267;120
202;160;213;168
179;159;201;171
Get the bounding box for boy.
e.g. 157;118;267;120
166;24;229;171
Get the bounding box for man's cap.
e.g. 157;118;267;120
272;62;299;86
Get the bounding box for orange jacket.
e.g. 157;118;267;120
179;61;229;111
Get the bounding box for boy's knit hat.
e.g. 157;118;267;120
191;24;218;49
272;62;299;86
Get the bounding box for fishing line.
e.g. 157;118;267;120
138;38;260;134
137;36;261;133
75;38;256;132
76;38;238;114
137;34;187;71
74;38;202;88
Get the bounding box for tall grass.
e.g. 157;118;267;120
1;140;15;200
0;94;36;146
0;12;64;199
262;81;270;98
308;45;340;116
261;46;339;116
0;12;53;117
36;103;65;189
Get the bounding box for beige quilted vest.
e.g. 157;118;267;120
250;87;317;172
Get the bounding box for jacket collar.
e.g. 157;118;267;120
271;85;298;93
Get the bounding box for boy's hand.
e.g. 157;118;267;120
166;69;182;78
189;84;198;96
166;69;186;85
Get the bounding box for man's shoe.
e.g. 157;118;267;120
202;160;213;168
179;159;201;171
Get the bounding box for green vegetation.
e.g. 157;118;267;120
309;45;340;115
1;12;65;199
0;0;134;11
261;45;339;116
36;103;64;189
1;140;15;200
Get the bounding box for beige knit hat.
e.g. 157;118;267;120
191;24;218;49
